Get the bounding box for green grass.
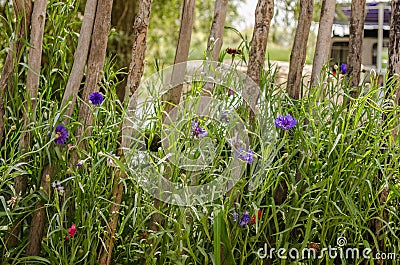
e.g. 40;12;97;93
266;43;291;62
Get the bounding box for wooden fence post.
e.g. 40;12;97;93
346;0;366;95
246;0;274;87
310;0;336;87
98;1;153;264
4;0;34;249
287;0;314;100
0;0;33;143
206;0;228;62
61;0;98;116
165;0;196;114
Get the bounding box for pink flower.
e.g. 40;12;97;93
65;223;77;240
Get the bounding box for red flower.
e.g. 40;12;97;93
65;223;77;240
226;47;242;55
249;209;262;225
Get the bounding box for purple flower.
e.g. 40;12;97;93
274;114;297;130
228;88;234;96
232;212;239;222
77;160;84;167
340;63;347;74
220;110;230;123
52;180;64;194
235;148;254;164
191;120;208;139
54;124;69;144
238;211;250;226
88;92;104;105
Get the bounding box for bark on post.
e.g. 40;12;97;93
244;0;274;123
389;0;400;141
26;166;52;256
246;0;274;88
98;1;152;264
310;0;336;87
206;0;228;62
61;0;98;116
3;0;33;248
346;0;366;95
370;0;400;257
74;0;114;143
0;0;32;143
164;0;196;114
388;0;400;81
287;0;314;100
21;0;48;256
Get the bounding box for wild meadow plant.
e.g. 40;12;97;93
1;2;400;264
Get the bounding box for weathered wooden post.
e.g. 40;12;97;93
206;0;228;62
0;0;33;143
346;0;366;96
311;0;336;87
287;0;314;100
98;1;153;264
22;0;49;256
4;0;34;249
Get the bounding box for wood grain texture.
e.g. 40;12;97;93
346;0;366;94
311;0;336;87
62;0;98;117
287;0;313;100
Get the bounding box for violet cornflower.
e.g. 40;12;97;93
191;120;208;139
220;110;230;123
88;92;104;105
274;114;297;130
52;180;64;194
340;63;347;74
235;148;254;164
238;211;250;226
232;212;239;222
54;124;69;145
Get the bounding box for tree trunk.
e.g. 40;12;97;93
17;0;48;256
206;0;228;62
287;0;313;100
124;0;153;99
23;1;49;255
388;0;400;80
73;0;113;145
3;0;33;249
112;0;137;34
98;1;152;264
346;0;366;94
310;0;336;87
61;0;98;117
0;0;32;143
369;0;400;257
164;0;196;114
26;164;52;256
246;0;274;87
389;0;400;141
